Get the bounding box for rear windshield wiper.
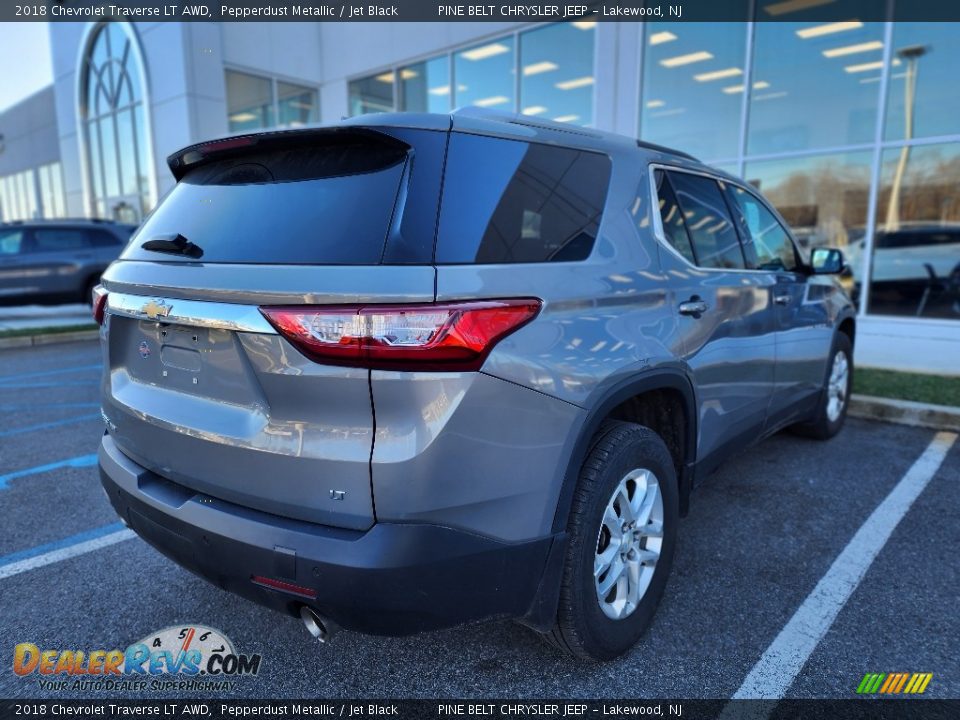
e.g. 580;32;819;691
140;233;203;259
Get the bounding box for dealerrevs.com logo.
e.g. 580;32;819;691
13;625;262;692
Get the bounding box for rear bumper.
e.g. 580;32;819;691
99;433;561;635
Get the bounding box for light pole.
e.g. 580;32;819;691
884;45;929;231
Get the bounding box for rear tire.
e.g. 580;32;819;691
547;420;678;661
794;332;853;440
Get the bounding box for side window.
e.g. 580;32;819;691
88;229;122;248
667;171;746;270
0;229;25;255
436;133;612;263
727;185;798;271
653;170;696;265
33;229;91;252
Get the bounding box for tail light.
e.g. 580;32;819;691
251;575;317;599
92;285;109;326
260;299;541;371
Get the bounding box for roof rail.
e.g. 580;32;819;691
452;106;606;139
636;139;698;162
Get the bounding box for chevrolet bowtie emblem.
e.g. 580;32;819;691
141;300;172;320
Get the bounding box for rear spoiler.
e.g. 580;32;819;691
166;127;410;182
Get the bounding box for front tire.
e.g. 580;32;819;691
547;421;678;661
795;332;853;440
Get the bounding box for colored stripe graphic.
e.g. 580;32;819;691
857;672;932;694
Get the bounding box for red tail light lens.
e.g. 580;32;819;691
251;575;317;599
92;286;109;326
260;299;541;371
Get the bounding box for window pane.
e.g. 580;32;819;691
100;117;120;198
437;133;611;264
743;151;873;287
667;171;745;269
884;22;960;141
726;185;798;271
133;104;150;207
51;163;65;216
117;108;138;195
34;229;90;251
399;57;450;113
455;37;516;111
38;165;52;218
869;142;960;319
640;13;748;161
654;170;697;265
349;74;394;116
277;81;318;127
0;229;24;254
520;23;595;126
749;6;883;155
226;70;274;131
89;119;104;201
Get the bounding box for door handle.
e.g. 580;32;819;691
678;298;708;316
773;293;791;305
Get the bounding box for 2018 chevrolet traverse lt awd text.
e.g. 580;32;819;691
96;109;854;661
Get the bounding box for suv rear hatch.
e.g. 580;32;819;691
100;124;447;531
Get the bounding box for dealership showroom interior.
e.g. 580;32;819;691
0;1;958;717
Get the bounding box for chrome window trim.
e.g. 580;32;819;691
106;292;277;334
647;163;774;276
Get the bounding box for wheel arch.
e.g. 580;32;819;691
550;368;698;535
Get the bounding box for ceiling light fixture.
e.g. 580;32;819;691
461;43;511;61
822;41;883;58
523;61;558;76
796;20;863;38
660;51;713;68
555;76;594;90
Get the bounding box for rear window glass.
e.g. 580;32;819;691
436;133;611;264
121;133;409;265
34;229;91;251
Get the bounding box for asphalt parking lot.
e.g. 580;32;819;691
0;339;957;700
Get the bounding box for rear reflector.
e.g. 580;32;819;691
260;299;541;371
251;575;317;599
92;286;108;326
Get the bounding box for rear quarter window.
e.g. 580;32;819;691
435;133;612;263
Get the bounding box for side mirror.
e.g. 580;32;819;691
810;247;844;275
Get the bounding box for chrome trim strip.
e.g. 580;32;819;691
106;292;277;334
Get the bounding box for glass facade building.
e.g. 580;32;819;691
343;17;959;324
639;15;960;322
349;22;597;126
1;17;956;370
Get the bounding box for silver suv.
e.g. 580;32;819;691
96;109;854;661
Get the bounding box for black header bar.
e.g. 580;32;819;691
2;699;959;720
5;0;960;23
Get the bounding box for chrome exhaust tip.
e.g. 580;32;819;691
300;605;337;643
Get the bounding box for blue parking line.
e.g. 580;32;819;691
0;380;99;389
0;413;101;438
0;453;98;490
0;363;101;383
0;402;100;411
0;522;125;567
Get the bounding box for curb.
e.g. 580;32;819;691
0;329;99;350
849;394;960;433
